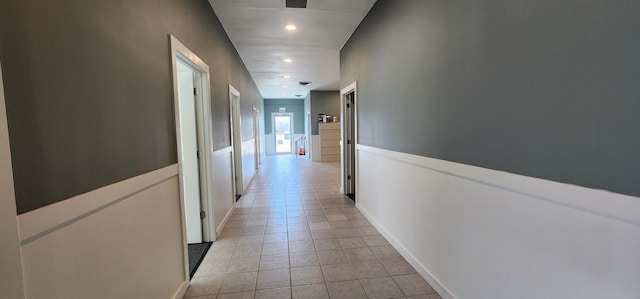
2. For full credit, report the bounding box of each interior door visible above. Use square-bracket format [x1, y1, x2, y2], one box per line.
[230, 86, 243, 200]
[177, 60, 202, 243]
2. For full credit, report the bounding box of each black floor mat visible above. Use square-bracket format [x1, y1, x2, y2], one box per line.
[347, 193, 356, 202]
[188, 242, 212, 278]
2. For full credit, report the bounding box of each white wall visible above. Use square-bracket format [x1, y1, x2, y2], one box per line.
[356, 145, 640, 299]
[0, 63, 26, 299]
[17, 166, 187, 299]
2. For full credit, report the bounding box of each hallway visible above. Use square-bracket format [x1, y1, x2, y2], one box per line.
[184, 155, 440, 299]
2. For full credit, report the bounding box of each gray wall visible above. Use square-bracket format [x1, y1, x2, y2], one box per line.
[309, 91, 340, 135]
[341, 0, 640, 196]
[0, 0, 262, 213]
[263, 99, 305, 134]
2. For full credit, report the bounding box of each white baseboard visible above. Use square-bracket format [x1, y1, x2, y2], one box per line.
[358, 204, 455, 299]
[173, 280, 189, 299]
[217, 205, 236, 236]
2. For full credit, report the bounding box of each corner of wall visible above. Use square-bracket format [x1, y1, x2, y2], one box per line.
[0, 62, 26, 299]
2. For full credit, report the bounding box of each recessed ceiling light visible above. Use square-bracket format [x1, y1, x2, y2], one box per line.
[283, 75, 290, 79]
[285, 24, 297, 31]
[283, 58, 292, 63]
[283, 85, 288, 88]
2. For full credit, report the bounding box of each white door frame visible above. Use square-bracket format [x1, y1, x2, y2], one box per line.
[340, 81, 358, 197]
[252, 105, 261, 169]
[272, 112, 294, 154]
[170, 35, 216, 279]
[229, 85, 243, 198]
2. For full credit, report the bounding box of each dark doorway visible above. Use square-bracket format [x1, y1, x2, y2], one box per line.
[344, 90, 356, 202]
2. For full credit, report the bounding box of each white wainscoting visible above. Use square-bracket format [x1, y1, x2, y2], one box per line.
[242, 138, 257, 191]
[211, 146, 235, 235]
[356, 145, 640, 299]
[17, 165, 187, 299]
[264, 134, 275, 156]
[264, 134, 305, 156]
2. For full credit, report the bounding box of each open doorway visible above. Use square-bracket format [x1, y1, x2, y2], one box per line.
[170, 35, 215, 279]
[273, 113, 293, 154]
[341, 82, 357, 202]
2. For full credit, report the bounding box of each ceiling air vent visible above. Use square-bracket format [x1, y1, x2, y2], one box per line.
[296, 94, 303, 97]
[285, 0, 307, 8]
[299, 81, 311, 86]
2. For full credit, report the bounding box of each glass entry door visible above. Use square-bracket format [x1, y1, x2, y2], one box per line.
[274, 114, 292, 153]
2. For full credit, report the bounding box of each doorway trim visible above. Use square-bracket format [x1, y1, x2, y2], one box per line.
[340, 81, 358, 198]
[229, 84, 243, 199]
[170, 35, 215, 279]
[271, 112, 294, 154]
[252, 105, 261, 169]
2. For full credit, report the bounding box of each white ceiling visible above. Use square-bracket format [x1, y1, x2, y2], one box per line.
[208, 0, 377, 99]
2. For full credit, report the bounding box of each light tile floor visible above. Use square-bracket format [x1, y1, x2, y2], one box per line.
[184, 155, 441, 299]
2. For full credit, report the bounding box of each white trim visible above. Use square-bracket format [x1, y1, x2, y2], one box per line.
[340, 81, 358, 195]
[173, 280, 189, 299]
[356, 144, 640, 225]
[252, 106, 261, 169]
[18, 164, 179, 243]
[229, 84, 243, 196]
[229, 84, 240, 97]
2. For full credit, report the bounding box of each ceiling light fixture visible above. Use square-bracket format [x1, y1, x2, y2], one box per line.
[283, 85, 288, 88]
[285, 24, 297, 31]
[283, 75, 290, 79]
[283, 58, 292, 63]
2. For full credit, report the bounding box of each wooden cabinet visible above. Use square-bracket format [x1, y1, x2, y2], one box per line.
[319, 122, 340, 162]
